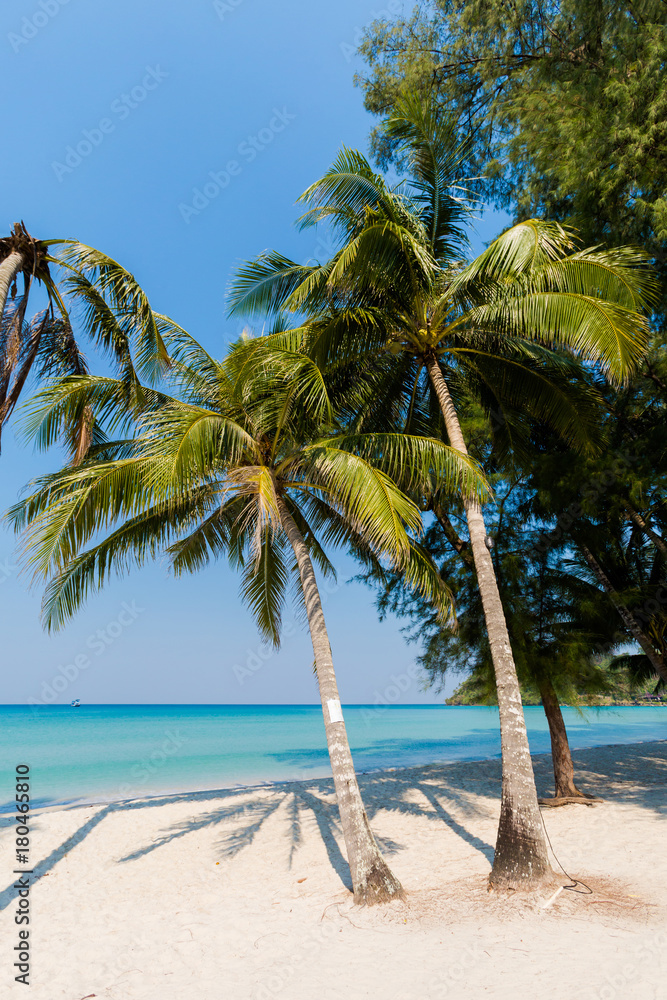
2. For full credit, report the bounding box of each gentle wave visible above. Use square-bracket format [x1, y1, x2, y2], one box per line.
[0, 703, 664, 811]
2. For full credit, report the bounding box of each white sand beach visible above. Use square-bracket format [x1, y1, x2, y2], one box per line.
[2, 740, 666, 1000]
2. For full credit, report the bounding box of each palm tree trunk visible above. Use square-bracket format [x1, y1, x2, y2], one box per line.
[538, 676, 586, 799]
[423, 352, 552, 889]
[621, 503, 667, 561]
[0, 251, 24, 324]
[579, 543, 667, 684]
[278, 497, 404, 905]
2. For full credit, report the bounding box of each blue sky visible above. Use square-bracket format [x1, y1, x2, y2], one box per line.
[0, 0, 508, 705]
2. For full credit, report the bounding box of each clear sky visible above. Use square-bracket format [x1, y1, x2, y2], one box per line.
[0, 0, 508, 705]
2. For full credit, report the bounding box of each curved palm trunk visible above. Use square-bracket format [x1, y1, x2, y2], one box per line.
[538, 676, 586, 799]
[622, 503, 667, 561]
[0, 251, 24, 324]
[278, 498, 404, 905]
[580, 543, 667, 684]
[424, 352, 552, 889]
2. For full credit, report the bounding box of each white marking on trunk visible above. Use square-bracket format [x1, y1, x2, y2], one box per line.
[327, 698, 344, 724]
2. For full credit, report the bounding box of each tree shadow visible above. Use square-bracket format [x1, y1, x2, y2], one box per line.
[0, 740, 663, 910]
[0, 803, 117, 912]
[113, 781, 358, 890]
[108, 766, 496, 886]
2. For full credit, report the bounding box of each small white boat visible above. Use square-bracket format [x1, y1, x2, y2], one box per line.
[71, 699, 81, 708]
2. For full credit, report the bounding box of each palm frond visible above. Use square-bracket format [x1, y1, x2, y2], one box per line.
[63, 271, 139, 384]
[296, 147, 399, 234]
[448, 346, 603, 456]
[608, 652, 664, 690]
[292, 444, 422, 563]
[168, 500, 239, 576]
[381, 92, 472, 262]
[9, 454, 176, 578]
[18, 375, 169, 453]
[318, 220, 436, 302]
[228, 252, 319, 317]
[450, 220, 578, 297]
[467, 292, 650, 384]
[239, 529, 289, 646]
[310, 433, 489, 501]
[40, 485, 219, 630]
[56, 241, 170, 381]
[535, 247, 658, 312]
[400, 539, 455, 624]
[145, 401, 258, 481]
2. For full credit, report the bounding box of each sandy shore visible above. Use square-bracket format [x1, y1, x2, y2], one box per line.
[1, 740, 665, 1000]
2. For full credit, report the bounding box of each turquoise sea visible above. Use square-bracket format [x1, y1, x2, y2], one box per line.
[0, 704, 664, 812]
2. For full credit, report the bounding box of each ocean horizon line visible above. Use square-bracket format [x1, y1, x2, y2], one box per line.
[0, 701, 453, 708]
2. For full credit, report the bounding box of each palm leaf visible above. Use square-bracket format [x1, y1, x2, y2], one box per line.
[40, 484, 220, 630]
[467, 292, 650, 384]
[239, 529, 290, 646]
[56, 241, 170, 381]
[228, 252, 320, 317]
[381, 92, 472, 262]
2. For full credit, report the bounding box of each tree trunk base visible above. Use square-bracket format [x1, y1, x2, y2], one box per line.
[552, 778, 592, 799]
[353, 858, 405, 906]
[487, 868, 558, 893]
[538, 795, 603, 807]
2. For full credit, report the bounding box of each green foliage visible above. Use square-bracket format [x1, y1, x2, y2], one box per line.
[230, 94, 654, 464]
[1, 234, 175, 460]
[56, 242, 170, 382]
[9, 331, 481, 637]
[446, 659, 666, 705]
[526, 359, 667, 682]
[361, 465, 624, 704]
[357, 0, 667, 286]
[356, 346, 667, 705]
[226, 94, 663, 707]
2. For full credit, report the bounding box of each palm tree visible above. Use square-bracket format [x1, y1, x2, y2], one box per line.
[9, 328, 485, 904]
[0, 229, 170, 454]
[0, 222, 70, 444]
[228, 95, 656, 888]
[0, 223, 53, 324]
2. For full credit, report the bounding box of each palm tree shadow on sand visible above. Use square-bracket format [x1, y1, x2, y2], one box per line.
[0, 767, 496, 911]
[114, 764, 497, 889]
[0, 741, 663, 911]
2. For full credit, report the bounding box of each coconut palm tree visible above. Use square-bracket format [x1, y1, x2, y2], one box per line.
[0, 222, 70, 444]
[0, 223, 55, 326]
[228, 95, 656, 888]
[0, 228, 170, 454]
[9, 328, 485, 904]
